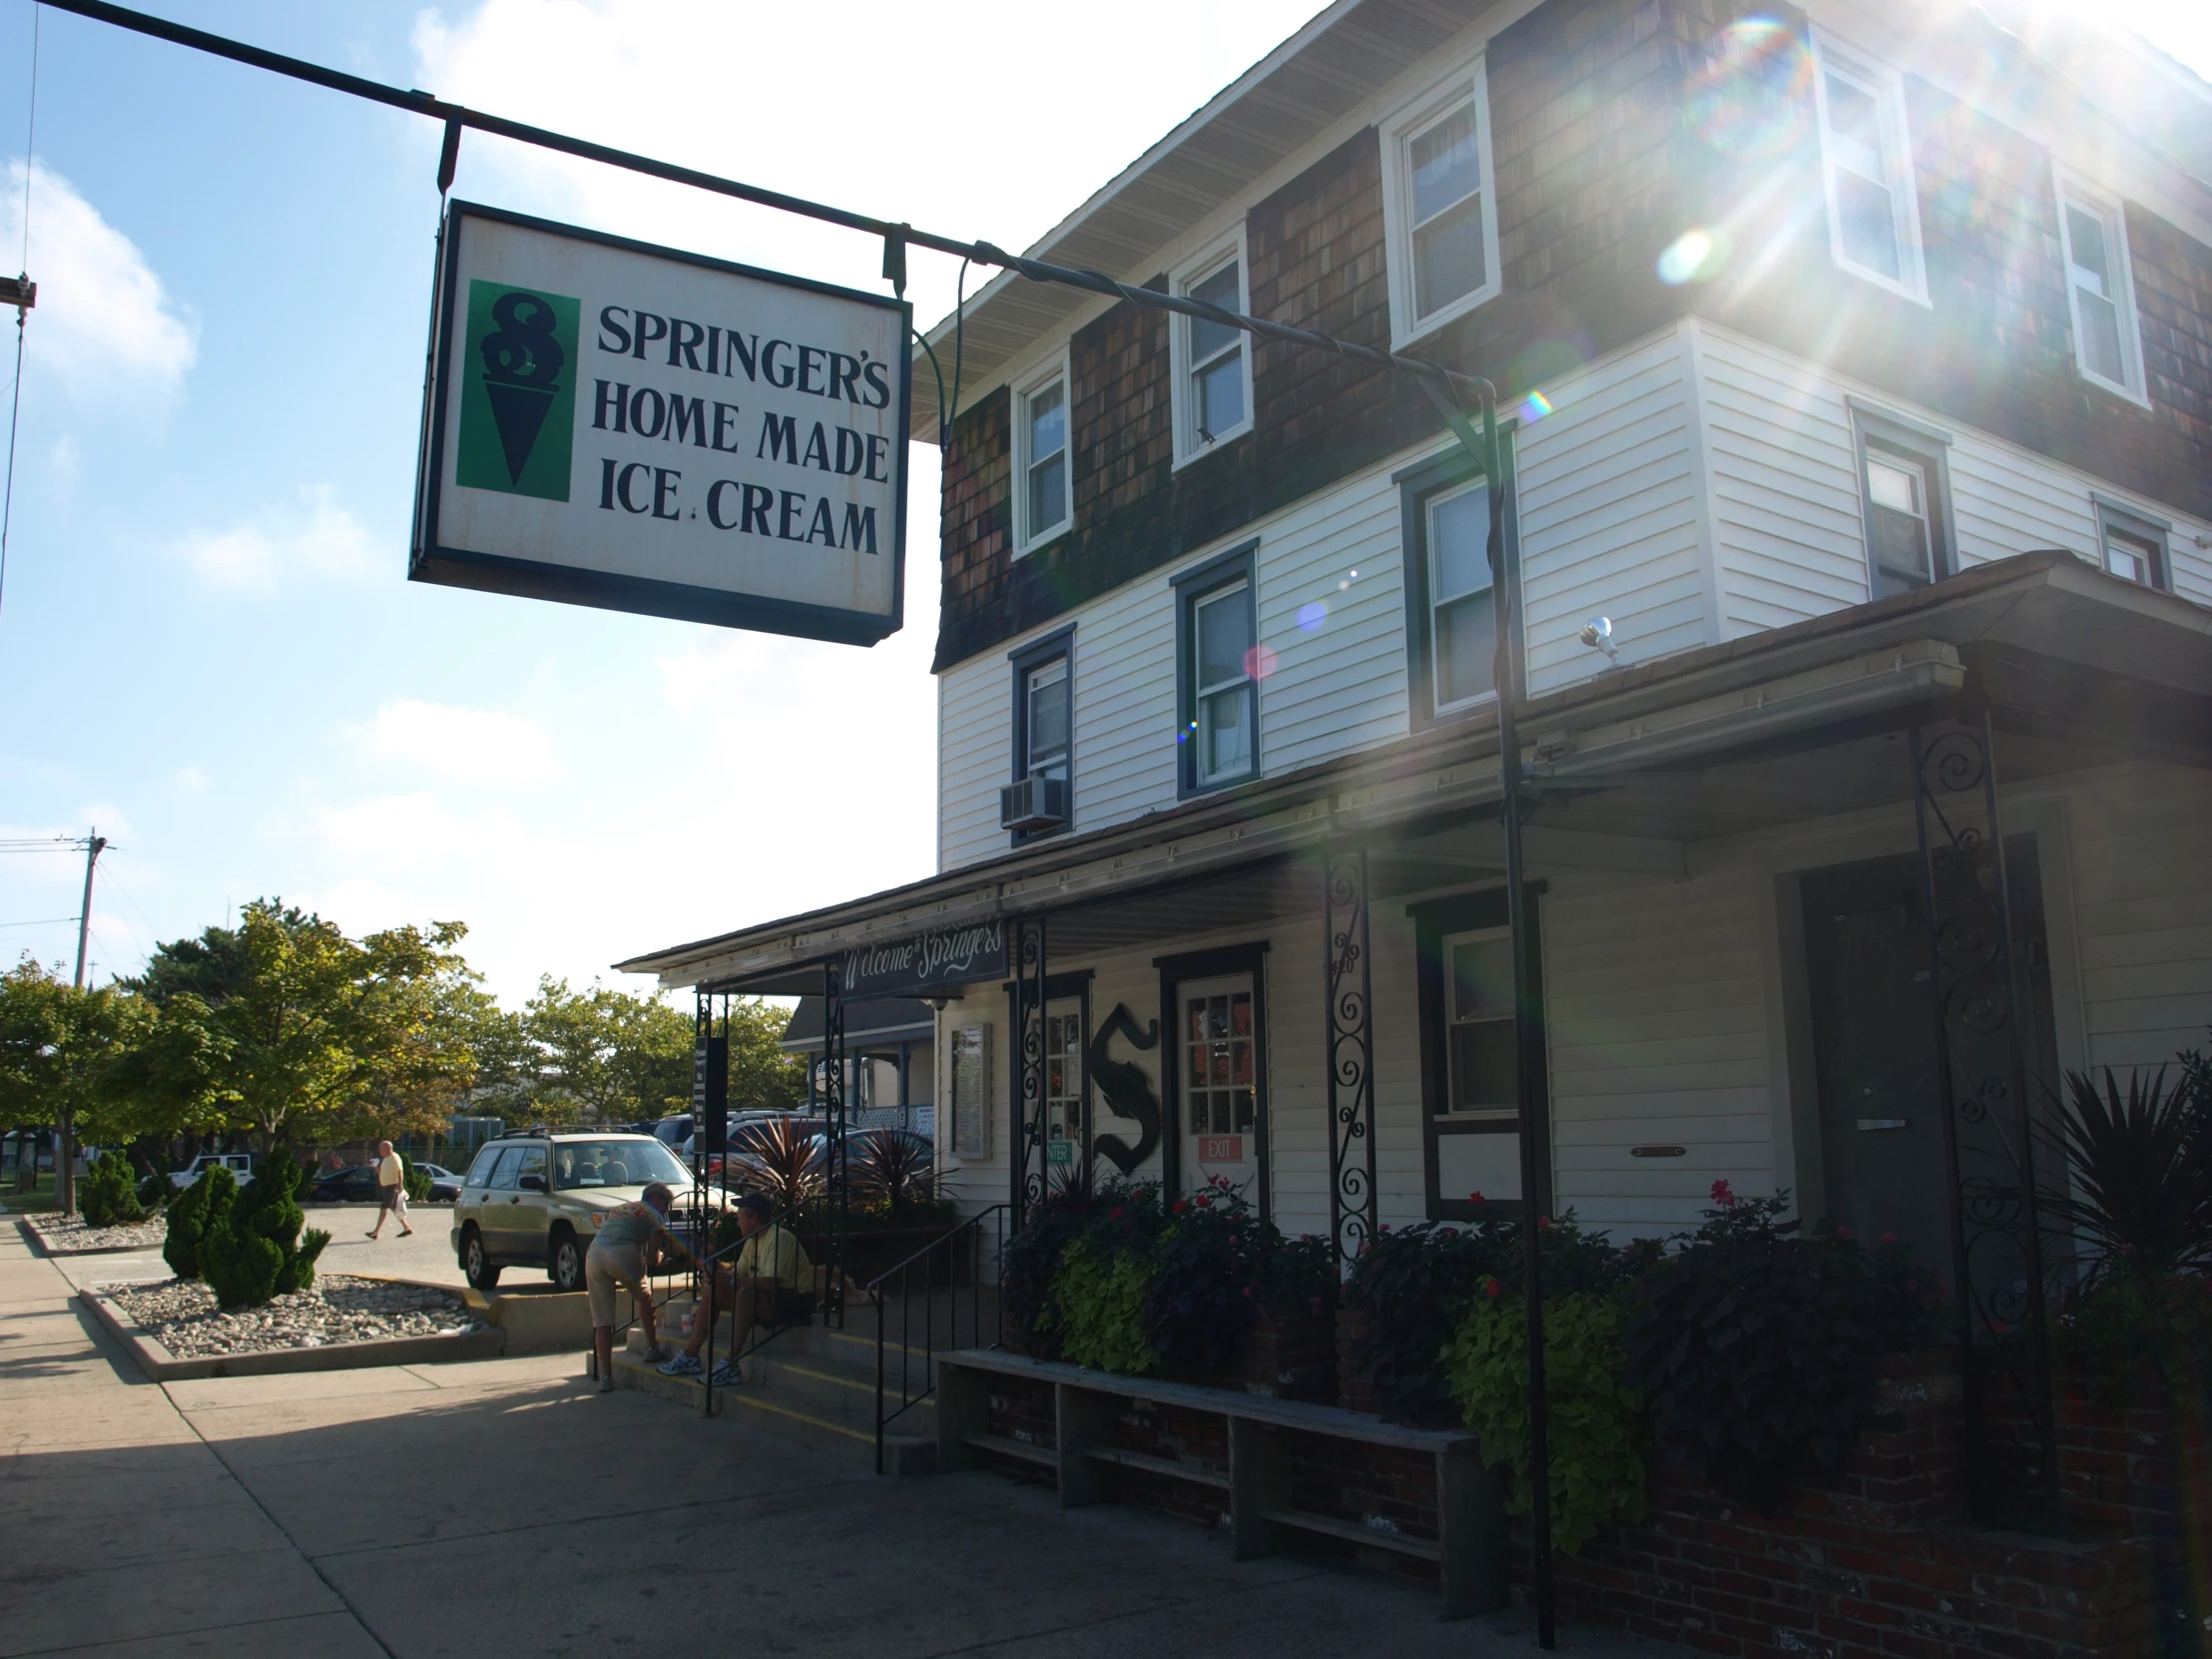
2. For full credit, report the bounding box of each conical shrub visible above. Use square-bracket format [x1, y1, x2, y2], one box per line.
[79, 1152, 144, 1228]
[202, 1155, 328, 1308]
[163, 1163, 235, 1281]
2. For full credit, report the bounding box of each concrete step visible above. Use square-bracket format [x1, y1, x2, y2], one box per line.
[611, 1324, 938, 1475]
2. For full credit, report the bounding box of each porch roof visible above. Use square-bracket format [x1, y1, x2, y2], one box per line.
[617, 552, 2212, 993]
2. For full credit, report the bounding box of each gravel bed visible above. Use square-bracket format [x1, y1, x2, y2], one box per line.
[102, 1274, 478, 1358]
[23, 1213, 171, 1254]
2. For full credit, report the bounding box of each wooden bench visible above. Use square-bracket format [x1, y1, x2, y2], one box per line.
[935, 1349, 1508, 1618]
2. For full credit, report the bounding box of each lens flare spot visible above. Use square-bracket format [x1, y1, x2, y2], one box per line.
[1245, 643, 1279, 681]
[1657, 228, 1731, 285]
[1515, 390, 1555, 423]
[1297, 600, 1328, 632]
[1685, 16, 1813, 160]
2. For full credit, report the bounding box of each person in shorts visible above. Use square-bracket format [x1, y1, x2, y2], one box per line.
[659, 1192, 814, 1386]
[366, 1141, 412, 1239]
[586, 1181, 697, 1391]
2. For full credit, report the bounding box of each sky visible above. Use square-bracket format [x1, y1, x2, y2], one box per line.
[0, 0, 2205, 1006]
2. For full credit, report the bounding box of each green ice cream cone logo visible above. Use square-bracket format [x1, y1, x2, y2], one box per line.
[456, 280, 580, 501]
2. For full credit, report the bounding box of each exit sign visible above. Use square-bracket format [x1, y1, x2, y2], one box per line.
[1198, 1135, 1243, 1164]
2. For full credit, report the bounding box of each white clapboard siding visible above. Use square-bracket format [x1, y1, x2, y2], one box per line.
[1368, 902, 1432, 1230]
[1541, 871, 1780, 1241]
[1519, 332, 1708, 696]
[2061, 765, 2212, 1074]
[1694, 320, 2212, 630]
[937, 655, 1012, 872]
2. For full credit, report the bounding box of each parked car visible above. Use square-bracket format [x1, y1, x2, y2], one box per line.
[651, 1115, 697, 1160]
[450, 1131, 702, 1293]
[420, 1163, 464, 1203]
[171, 1153, 254, 1191]
[307, 1164, 380, 1203]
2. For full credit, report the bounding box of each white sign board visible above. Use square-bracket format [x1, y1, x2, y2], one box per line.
[411, 202, 909, 644]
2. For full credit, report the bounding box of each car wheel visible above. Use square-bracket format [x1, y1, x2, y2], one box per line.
[462, 1227, 501, 1291]
[550, 1230, 587, 1293]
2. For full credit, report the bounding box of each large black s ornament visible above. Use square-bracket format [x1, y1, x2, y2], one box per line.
[1088, 1004, 1161, 1176]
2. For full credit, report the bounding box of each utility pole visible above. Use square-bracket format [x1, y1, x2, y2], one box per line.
[58, 830, 106, 1215]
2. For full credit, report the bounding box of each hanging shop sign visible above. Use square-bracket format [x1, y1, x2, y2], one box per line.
[411, 202, 909, 645]
[840, 918, 1006, 998]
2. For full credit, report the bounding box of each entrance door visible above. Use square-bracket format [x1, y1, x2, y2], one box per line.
[1179, 974, 1263, 1203]
[1043, 1000, 1085, 1179]
[1800, 843, 2057, 1278]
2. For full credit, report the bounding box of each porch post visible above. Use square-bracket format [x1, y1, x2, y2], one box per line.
[1908, 708, 2058, 1527]
[822, 960, 847, 1330]
[1324, 846, 1379, 1262]
[1009, 917, 1048, 1229]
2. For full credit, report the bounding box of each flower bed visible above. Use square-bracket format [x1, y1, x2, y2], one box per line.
[22, 1212, 168, 1255]
[103, 1274, 476, 1358]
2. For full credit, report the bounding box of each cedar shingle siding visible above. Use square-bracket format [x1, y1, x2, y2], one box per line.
[931, 0, 2212, 672]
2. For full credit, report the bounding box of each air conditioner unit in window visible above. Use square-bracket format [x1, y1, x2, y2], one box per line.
[999, 775, 1069, 831]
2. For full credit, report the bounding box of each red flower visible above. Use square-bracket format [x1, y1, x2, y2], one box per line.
[1172, 1201, 1189, 1214]
[1483, 1277, 1503, 1299]
[1536, 1216, 1552, 1231]
[1836, 1225, 1851, 1240]
[1882, 1232, 1898, 1245]
[1109, 1207, 1124, 1220]
[1195, 1195, 1212, 1209]
[1468, 1190, 1485, 1204]
[1710, 1179, 1736, 1207]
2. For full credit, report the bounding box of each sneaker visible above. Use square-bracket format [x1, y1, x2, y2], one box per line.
[710, 1362, 742, 1386]
[658, 1354, 702, 1378]
[641, 1345, 671, 1365]
[597, 1377, 615, 1394]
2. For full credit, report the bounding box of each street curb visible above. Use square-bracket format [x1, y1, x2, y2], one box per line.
[13, 1214, 168, 1258]
[79, 1286, 508, 1382]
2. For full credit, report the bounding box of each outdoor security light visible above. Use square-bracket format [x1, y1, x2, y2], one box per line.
[1578, 616, 1621, 664]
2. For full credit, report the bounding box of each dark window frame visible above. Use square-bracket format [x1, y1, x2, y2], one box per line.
[2090, 496, 2173, 592]
[1007, 624, 1077, 843]
[1172, 540, 1261, 799]
[1850, 404, 1956, 600]
[1154, 941, 1270, 1221]
[1396, 434, 1520, 733]
[1410, 884, 1548, 1223]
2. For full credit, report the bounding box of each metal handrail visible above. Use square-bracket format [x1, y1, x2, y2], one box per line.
[866, 1204, 1008, 1475]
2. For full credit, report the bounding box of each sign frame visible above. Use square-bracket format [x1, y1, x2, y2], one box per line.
[411, 200, 910, 646]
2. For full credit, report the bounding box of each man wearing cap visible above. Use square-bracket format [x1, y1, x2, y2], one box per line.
[659, 1192, 814, 1386]
[587, 1182, 698, 1392]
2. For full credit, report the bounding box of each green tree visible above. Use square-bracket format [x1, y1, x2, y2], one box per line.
[522, 977, 695, 1124]
[132, 900, 478, 1152]
[0, 958, 144, 1214]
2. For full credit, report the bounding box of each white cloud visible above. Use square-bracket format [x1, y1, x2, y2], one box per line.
[176, 766, 208, 793]
[2, 159, 197, 408]
[174, 484, 376, 590]
[315, 792, 477, 860]
[347, 699, 560, 785]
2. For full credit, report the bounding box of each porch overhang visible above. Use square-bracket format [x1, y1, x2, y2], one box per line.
[618, 552, 2212, 993]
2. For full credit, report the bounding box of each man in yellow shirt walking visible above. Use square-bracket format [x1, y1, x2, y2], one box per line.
[659, 1191, 814, 1385]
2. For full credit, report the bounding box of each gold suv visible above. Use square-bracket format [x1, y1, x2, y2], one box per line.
[450, 1132, 701, 1292]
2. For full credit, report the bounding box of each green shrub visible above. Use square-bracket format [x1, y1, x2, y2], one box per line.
[1000, 1178, 1151, 1356]
[1625, 1184, 1936, 1511]
[1046, 1238, 1160, 1375]
[200, 1157, 328, 1308]
[163, 1164, 233, 1280]
[1443, 1288, 1647, 1553]
[403, 1158, 432, 1204]
[2057, 1270, 2212, 1406]
[136, 1172, 169, 1213]
[79, 1152, 145, 1228]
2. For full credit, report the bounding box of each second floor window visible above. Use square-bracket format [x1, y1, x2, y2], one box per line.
[1383, 57, 1502, 345]
[1024, 657, 1070, 786]
[1813, 34, 1928, 302]
[1003, 629, 1075, 838]
[1174, 241, 1253, 462]
[1854, 410, 1954, 601]
[2054, 173, 2148, 404]
[1428, 481, 1496, 711]
[2095, 502, 2169, 591]
[1174, 547, 1260, 794]
[1015, 359, 1072, 553]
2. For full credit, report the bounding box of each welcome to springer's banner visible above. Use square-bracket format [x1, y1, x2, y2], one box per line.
[411, 202, 910, 645]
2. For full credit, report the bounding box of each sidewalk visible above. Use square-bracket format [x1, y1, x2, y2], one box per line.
[2, 1218, 1686, 1658]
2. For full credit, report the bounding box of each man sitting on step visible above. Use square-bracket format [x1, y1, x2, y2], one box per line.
[660, 1191, 814, 1386]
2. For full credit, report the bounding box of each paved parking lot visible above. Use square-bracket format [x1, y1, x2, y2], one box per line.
[4, 1216, 1684, 1659]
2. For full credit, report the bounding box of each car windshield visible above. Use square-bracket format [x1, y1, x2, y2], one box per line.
[552, 1139, 690, 1190]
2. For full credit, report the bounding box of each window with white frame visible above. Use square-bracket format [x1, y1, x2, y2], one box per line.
[1022, 656, 1070, 788]
[2054, 173, 2148, 402]
[1174, 548, 1260, 794]
[1014, 357, 1072, 553]
[1382, 58, 1502, 345]
[2094, 501, 2170, 591]
[1427, 480, 1497, 712]
[1172, 241, 1253, 462]
[1812, 34, 1928, 301]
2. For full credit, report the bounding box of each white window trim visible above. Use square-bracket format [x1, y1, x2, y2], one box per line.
[1381, 52, 1504, 349]
[1440, 923, 1517, 1122]
[1810, 31, 1931, 306]
[2051, 164, 2152, 410]
[1192, 579, 1258, 786]
[1426, 477, 1499, 718]
[1011, 348, 1075, 557]
[1169, 229, 1255, 468]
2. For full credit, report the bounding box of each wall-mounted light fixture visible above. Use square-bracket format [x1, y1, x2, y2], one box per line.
[1578, 616, 1621, 665]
